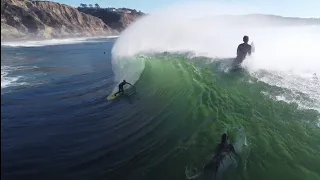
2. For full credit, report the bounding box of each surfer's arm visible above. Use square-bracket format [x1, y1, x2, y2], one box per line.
[229, 144, 237, 155]
[127, 83, 133, 86]
[248, 45, 252, 56]
[236, 45, 241, 56]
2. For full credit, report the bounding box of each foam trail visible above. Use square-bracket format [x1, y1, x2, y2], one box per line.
[1, 66, 25, 89]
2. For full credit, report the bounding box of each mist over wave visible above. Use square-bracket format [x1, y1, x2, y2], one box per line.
[112, 2, 320, 81]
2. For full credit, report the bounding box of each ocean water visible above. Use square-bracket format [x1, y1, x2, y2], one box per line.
[2, 4, 320, 180]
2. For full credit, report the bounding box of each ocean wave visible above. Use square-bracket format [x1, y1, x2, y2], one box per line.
[128, 54, 319, 179]
[2, 42, 320, 180]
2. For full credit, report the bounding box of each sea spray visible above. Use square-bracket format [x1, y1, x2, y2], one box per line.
[112, 2, 320, 111]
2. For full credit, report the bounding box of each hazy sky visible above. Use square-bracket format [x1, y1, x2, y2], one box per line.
[53, 0, 320, 18]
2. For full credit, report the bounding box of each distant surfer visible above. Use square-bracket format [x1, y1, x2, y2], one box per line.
[114, 80, 133, 97]
[204, 133, 238, 179]
[233, 35, 254, 67]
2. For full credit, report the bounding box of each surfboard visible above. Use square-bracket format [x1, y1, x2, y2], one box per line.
[107, 93, 118, 100]
[106, 84, 136, 100]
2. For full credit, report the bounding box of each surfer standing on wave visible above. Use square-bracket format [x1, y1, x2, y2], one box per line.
[233, 35, 254, 67]
[204, 133, 237, 179]
[114, 80, 133, 97]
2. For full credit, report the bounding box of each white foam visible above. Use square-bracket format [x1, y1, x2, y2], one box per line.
[1, 66, 21, 88]
[1, 65, 31, 89]
[256, 71, 320, 111]
[1, 36, 119, 47]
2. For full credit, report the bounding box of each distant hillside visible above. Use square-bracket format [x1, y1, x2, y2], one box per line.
[241, 14, 319, 26]
[207, 14, 320, 27]
[78, 6, 144, 31]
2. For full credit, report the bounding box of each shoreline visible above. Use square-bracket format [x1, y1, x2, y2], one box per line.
[1, 35, 119, 46]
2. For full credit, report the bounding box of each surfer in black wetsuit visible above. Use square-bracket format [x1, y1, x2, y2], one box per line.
[204, 133, 237, 179]
[233, 35, 253, 66]
[114, 80, 133, 97]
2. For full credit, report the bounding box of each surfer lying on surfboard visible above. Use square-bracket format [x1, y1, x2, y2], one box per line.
[114, 80, 133, 97]
[204, 133, 238, 179]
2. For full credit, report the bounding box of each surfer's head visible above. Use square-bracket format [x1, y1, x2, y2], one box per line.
[221, 133, 228, 143]
[123, 80, 126, 83]
[243, 35, 249, 43]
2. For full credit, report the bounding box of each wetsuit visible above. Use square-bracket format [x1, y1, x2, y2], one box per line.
[114, 81, 132, 96]
[235, 43, 252, 64]
[213, 143, 236, 162]
[204, 142, 236, 179]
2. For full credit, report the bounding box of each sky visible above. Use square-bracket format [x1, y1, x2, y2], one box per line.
[53, 0, 320, 18]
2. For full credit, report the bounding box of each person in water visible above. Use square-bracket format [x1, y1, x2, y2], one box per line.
[114, 80, 133, 96]
[234, 35, 253, 65]
[204, 133, 237, 178]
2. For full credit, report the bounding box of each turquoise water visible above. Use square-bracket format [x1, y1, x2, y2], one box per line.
[129, 54, 320, 180]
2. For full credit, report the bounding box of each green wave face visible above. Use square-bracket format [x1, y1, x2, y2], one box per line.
[131, 53, 320, 180]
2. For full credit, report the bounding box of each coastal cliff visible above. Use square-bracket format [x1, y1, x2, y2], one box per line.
[78, 7, 144, 31]
[1, 0, 142, 40]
